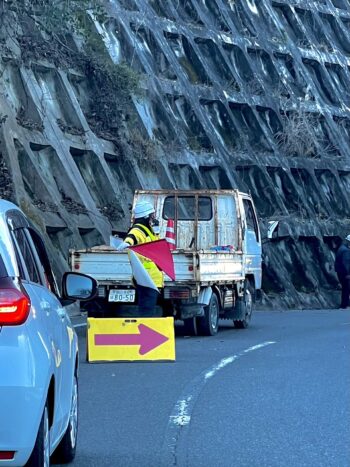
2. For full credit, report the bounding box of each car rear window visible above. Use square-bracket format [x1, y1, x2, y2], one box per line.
[0, 253, 7, 278]
[12, 229, 41, 284]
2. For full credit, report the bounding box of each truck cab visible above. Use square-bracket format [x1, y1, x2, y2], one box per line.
[133, 189, 261, 278]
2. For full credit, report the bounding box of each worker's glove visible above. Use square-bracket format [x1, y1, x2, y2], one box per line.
[152, 219, 160, 235]
[116, 241, 130, 251]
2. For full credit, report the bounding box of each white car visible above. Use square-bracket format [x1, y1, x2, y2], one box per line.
[0, 200, 97, 466]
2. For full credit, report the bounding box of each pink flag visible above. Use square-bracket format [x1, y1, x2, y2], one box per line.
[129, 239, 176, 281]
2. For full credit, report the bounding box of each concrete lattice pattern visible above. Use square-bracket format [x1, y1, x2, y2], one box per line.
[1, 0, 350, 308]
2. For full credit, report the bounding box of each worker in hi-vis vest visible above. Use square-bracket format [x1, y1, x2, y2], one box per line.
[117, 201, 163, 316]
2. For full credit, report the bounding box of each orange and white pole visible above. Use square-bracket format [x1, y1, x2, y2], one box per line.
[165, 219, 176, 250]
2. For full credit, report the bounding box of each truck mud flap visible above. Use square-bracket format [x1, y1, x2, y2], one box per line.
[179, 304, 204, 320]
[223, 301, 245, 321]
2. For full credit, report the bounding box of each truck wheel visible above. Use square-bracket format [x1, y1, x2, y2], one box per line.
[234, 280, 254, 329]
[183, 317, 198, 336]
[197, 293, 219, 336]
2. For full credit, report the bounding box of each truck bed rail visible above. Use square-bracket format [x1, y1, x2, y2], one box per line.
[70, 249, 244, 285]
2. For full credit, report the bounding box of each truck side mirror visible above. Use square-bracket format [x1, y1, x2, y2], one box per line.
[62, 272, 98, 301]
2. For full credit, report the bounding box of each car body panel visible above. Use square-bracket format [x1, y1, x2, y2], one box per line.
[0, 318, 52, 465]
[0, 201, 79, 465]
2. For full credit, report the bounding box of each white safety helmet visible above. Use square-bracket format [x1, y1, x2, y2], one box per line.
[133, 200, 155, 219]
[345, 234, 350, 242]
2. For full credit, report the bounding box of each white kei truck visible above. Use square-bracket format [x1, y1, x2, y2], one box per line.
[69, 190, 262, 336]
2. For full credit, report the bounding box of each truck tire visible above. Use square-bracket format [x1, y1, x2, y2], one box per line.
[183, 317, 198, 336]
[234, 280, 254, 329]
[197, 293, 219, 336]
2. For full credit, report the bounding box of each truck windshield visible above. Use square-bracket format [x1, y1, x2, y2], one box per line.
[163, 196, 212, 221]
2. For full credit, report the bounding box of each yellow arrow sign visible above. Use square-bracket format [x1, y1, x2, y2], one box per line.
[87, 317, 175, 362]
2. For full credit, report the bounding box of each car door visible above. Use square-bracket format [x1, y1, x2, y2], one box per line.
[241, 197, 262, 289]
[8, 215, 65, 442]
[26, 227, 76, 439]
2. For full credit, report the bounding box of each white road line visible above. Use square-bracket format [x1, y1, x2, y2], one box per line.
[205, 356, 238, 380]
[169, 396, 193, 426]
[170, 341, 275, 427]
[244, 341, 276, 352]
[161, 340, 276, 465]
[203, 341, 276, 382]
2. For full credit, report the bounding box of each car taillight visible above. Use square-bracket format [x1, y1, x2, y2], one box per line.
[0, 451, 15, 460]
[0, 288, 30, 325]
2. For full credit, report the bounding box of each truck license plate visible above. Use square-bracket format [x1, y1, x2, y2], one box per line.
[108, 289, 135, 302]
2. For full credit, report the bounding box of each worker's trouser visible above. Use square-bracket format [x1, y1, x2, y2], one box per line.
[137, 285, 161, 316]
[338, 273, 350, 308]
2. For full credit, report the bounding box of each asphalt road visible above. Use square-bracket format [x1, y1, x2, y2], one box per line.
[62, 310, 350, 467]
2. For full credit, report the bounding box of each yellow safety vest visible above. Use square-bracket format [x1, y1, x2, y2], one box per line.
[124, 223, 164, 288]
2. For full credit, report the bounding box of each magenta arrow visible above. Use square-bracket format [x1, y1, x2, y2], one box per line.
[94, 324, 169, 355]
